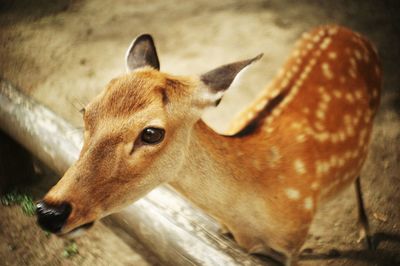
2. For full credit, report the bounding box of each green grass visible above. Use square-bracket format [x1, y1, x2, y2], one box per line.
[62, 241, 79, 258]
[0, 189, 36, 216]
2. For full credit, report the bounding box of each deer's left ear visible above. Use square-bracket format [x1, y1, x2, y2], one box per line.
[126, 34, 160, 72]
[200, 54, 263, 96]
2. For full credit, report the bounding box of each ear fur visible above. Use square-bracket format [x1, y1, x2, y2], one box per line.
[125, 34, 160, 72]
[200, 53, 263, 92]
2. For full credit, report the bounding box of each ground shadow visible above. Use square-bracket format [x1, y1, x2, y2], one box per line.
[374, 232, 400, 248]
[299, 232, 400, 265]
[0, 0, 73, 26]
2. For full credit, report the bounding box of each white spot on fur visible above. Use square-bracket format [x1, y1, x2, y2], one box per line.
[315, 122, 325, 131]
[345, 93, 355, 103]
[291, 122, 303, 129]
[281, 78, 289, 88]
[313, 34, 321, 43]
[355, 90, 363, 100]
[316, 132, 329, 142]
[285, 188, 301, 200]
[294, 159, 307, 175]
[333, 90, 342, 98]
[346, 125, 355, 136]
[272, 108, 282, 117]
[311, 182, 319, 190]
[316, 110, 325, 120]
[255, 100, 266, 111]
[328, 27, 338, 35]
[270, 89, 280, 98]
[318, 86, 325, 93]
[328, 52, 337, 59]
[349, 68, 357, 78]
[277, 68, 285, 78]
[268, 146, 281, 168]
[296, 134, 306, 143]
[318, 101, 328, 111]
[322, 93, 331, 102]
[265, 127, 274, 134]
[320, 37, 332, 50]
[304, 197, 314, 210]
[322, 63, 333, 79]
[303, 107, 310, 114]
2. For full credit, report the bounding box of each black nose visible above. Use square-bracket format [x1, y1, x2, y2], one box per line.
[36, 200, 72, 233]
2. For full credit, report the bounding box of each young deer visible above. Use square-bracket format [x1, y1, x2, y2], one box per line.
[36, 25, 381, 265]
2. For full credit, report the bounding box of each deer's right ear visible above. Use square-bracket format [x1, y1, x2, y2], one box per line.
[125, 34, 160, 72]
[198, 54, 263, 106]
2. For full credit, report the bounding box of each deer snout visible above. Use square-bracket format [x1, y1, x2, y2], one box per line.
[36, 200, 72, 233]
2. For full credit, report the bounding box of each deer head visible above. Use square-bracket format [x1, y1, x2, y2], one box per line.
[36, 34, 262, 236]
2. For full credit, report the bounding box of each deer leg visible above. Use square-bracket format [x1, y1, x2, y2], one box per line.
[216, 220, 231, 235]
[232, 233, 287, 265]
[219, 224, 230, 235]
[249, 244, 289, 265]
[354, 176, 375, 250]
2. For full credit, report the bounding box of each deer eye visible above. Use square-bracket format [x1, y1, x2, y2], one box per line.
[141, 127, 165, 144]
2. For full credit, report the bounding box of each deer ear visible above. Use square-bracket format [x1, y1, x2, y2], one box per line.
[125, 34, 160, 72]
[200, 53, 263, 93]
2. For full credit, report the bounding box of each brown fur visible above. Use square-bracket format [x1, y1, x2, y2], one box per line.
[42, 25, 381, 265]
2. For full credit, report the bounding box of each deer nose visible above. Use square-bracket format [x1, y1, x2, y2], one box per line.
[36, 200, 72, 233]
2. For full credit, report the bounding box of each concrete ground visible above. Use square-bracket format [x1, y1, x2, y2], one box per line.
[0, 0, 399, 265]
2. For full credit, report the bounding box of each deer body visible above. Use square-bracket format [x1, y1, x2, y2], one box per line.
[37, 26, 381, 265]
[174, 25, 380, 262]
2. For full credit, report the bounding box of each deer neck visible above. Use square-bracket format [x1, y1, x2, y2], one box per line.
[169, 119, 262, 218]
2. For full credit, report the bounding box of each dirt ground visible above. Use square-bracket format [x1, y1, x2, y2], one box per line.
[0, 0, 399, 265]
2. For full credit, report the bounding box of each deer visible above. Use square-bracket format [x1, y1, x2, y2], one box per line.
[36, 25, 381, 265]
